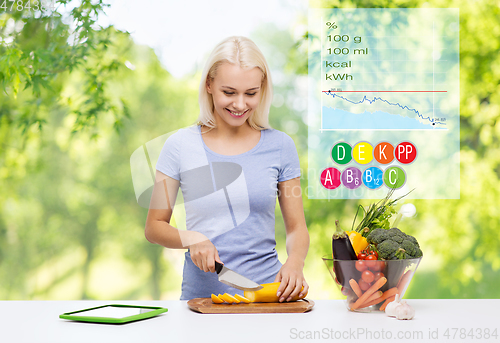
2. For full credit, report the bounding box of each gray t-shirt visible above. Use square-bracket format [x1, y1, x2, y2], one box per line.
[156, 125, 301, 299]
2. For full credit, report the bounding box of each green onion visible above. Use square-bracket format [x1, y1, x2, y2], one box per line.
[352, 188, 413, 237]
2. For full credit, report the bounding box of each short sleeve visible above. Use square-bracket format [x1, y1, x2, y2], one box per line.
[278, 133, 301, 182]
[156, 131, 182, 180]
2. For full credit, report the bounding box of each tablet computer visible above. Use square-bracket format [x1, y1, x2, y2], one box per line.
[60, 304, 168, 324]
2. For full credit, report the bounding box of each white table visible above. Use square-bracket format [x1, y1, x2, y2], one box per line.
[0, 300, 498, 343]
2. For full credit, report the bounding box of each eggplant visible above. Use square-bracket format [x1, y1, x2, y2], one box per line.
[332, 220, 358, 287]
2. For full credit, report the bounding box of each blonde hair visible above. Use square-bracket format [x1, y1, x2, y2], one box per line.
[197, 36, 273, 130]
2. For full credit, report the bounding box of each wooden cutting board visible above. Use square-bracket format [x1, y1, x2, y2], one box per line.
[187, 298, 315, 314]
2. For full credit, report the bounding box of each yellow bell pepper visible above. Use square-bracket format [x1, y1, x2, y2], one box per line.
[212, 283, 308, 304]
[244, 282, 307, 303]
[219, 293, 240, 303]
[347, 230, 368, 255]
[211, 293, 224, 304]
[234, 294, 251, 303]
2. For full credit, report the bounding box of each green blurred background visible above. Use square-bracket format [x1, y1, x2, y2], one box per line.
[1, 0, 499, 300]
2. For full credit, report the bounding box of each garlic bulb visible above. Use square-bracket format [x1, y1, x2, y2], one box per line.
[395, 301, 415, 320]
[385, 294, 415, 320]
[385, 294, 401, 317]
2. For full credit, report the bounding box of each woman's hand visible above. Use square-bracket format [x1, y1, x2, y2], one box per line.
[189, 238, 222, 273]
[274, 258, 309, 302]
[275, 177, 310, 302]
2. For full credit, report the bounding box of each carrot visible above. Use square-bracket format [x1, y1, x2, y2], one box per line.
[397, 271, 413, 294]
[380, 287, 399, 302]
[379, 295, 397, 311]
[350, 277, 387, 310]
[349, 279, 363, 298]
[357, 291, 383, 309]
[363, 288, 399, 310]
[359, 297, 384, 309]
[359, 287, 399, 309]
[365, 290, 383, 303]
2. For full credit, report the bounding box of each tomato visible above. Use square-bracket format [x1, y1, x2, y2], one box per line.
[365, 254, 377, 269]
[355, 260, 368, 272]
[361, 270, 375, 283]
[359, 247, 379, 260]
[341, 286, 350, 296]
[361, 246, 379, 259]
[358, 279, 371, 291]
[368, 251, 378, 257]
[373, 272, 384, 282]
[370, 260, 385, 272]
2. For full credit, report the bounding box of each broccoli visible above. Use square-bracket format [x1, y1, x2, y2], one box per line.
[405, 235, 420, 248]
[401, 239, 423, 258]
[365, 228, 389, 244]
[367, 228, 422, 260]
[377, 240, 400, 259]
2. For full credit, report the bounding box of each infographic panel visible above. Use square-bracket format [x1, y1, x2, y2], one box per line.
[308, 8, 459, 199]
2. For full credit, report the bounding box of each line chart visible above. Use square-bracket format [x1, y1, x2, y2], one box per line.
[321, 91, 448, 130]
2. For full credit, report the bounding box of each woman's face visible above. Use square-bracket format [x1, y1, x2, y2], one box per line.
[207, 62, 263, 129]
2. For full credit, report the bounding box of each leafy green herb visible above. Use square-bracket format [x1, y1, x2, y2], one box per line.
[352, 188, 413, 237]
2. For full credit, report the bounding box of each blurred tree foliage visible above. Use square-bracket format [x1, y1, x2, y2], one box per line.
[0, 1, 197, 299]
[1, 0, 499, 300]
[0, 0, 129, 140]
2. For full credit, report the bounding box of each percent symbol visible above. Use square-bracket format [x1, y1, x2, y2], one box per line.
[326, 22, 337, 29]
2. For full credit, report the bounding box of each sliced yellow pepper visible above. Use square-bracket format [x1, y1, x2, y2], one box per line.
[219, 293, 240, 303]
[211, 293, 224, 304]
[234, 294, 251, 303]
[347, 230, 368, 255]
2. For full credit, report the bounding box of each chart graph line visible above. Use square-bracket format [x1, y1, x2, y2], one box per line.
[322, 91, 447, 93]
[323, 91, 446, 127]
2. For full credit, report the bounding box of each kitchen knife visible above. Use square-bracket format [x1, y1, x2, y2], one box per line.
[214, 261, 263, 291]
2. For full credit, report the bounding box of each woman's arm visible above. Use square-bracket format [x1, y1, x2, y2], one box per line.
[145, 170, 221, 272]
[274, 177, 310, 302]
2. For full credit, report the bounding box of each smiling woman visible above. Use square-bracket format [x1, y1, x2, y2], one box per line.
[202, 63, 264, 155]
[198, 36, 273, 131]
[206, 63, 263, 131]
[145, 36, 310, 302]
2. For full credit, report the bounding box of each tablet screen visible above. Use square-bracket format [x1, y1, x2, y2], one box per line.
[69, 305, 157, 319]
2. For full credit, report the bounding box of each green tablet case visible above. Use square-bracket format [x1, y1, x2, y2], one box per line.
[60, 304, 168, 324]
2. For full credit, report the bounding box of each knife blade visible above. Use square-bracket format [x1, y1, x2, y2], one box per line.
[214, 261, 263, 291]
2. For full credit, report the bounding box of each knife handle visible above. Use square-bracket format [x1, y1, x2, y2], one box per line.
[214, 261, 223, 274]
